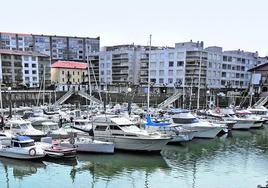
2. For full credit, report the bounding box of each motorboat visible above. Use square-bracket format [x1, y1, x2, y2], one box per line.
[247, 106, 268, 123]
[61, 136, 114, 154]
[91, 115, 170, 153]
[145, 116, 196, 142]
[71, 119, 93, 132]
[214, 108, 254, 130]
[42, 121, 69, 139]
[235, 110, 264, 128]
[0, 131, 13, 145]
[171, 110, 227, 139]
[5, 119, 47, 141]
[0, 136, 45, 159]
[37, 137, 77, 158]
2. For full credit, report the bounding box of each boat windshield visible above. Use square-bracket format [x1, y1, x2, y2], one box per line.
[20, 142, 35, 147]
[20, 124, 31, 130]
[173, 117, 199, 124]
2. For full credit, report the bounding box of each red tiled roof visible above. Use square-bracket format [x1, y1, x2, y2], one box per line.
[51, 61, 87, 69]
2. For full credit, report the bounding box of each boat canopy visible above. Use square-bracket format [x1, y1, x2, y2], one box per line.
[14, 136, 32, 141]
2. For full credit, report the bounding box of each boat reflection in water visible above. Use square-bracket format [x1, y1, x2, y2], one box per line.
[70, 153, 169, 187]
[161, 128, 268, 188]
[0, 158, 46, 188]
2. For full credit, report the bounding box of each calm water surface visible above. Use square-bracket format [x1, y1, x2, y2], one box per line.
[0, 127, 268, 188]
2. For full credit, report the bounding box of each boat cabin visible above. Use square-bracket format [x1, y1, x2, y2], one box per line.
[11, 136, 35, 148]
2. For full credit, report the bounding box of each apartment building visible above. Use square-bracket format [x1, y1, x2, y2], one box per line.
[97, 41, 267, 94]
[0, 32, 100, 62]
[98, 45, 143, 91]
[205, 47, 266, 90]
[51, 61, 89, 91]
[0, 49, 50, 88]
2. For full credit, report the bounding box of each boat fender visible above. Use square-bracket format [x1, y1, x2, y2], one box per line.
[215, 107, 221, 113]
[29, 148, 36, 156]
[70, 138, 75, 145]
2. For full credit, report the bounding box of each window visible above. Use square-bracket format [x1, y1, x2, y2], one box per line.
[228, 57, 232, 62]
[24, 63, 29, 67]
[33, 77, 37, 81]
[78, 72, 80, 75]
[73, 71, 75, 75]
[168, 78, 173, 83]
[222, 64, 227, 69]
[25, 77, 30, 81]
[62, 78, 64, 82]
[107, 70, 111, 74]
[209, 62, 212, 68]
[169, 61, 174, 67]
[110, 125, 121, 130]
[223, 56, 227, 61]
[32, 56, 36, 61]
[177, 61, 184, 67]
[101, 71, 104, 75]
[168, 70, 173, 76]
[159, 78, 164, 83]
[24, 56, 29, 61]
[32, 70, 37, 74]
[227, 64, 231, 70]
[95, 126, 107, 131]
[236, 73, 240, 78]
[24, 70, 29, 74]
[222, 72, 226, 77]
[159, 70, 164, 76]
[160, 62, 164, 67]
[62, 71, 64, 74]
[168, 53, 174, 59]
[32, 64, 36, 68]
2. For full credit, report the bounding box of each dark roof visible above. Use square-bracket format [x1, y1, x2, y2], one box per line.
[0, 49, 49, 57]
[248, 62, 268, 72]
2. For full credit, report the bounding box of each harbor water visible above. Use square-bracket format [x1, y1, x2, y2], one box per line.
[0, 128, 268, 188]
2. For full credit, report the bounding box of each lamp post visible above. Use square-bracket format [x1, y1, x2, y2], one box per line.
[127, 87, 132, 115]
[8, 87, 12, 118]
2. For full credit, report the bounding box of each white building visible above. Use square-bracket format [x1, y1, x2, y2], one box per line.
[98, 41, 266, 93]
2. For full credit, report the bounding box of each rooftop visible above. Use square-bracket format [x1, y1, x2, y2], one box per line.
[51, 61, 87, 69]
[0, 49, 49, 57]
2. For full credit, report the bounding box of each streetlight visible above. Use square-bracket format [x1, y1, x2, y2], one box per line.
[127, 87, 132, 115]
[8, 87, 12, 118]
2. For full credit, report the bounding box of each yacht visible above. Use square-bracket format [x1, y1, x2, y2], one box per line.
[42, 121, 69, 139]
[0, 136, 45, 159]
[91, 115, 170, 152]
[145, 116, 196, 142]
[247, 106, 268, 123]
[71, 119, 93, 132]
[171, 110, 226, 139]
[235, 110, 264, 128]
[5, 119, 47, 141]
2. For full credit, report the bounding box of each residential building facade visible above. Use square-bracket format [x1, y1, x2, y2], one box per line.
[0, 32, 100, 62]
[51, 61, 89, 91]
[0, 49, 50, 88]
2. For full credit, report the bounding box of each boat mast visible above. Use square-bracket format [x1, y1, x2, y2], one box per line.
[147, 34, 152, 114]
[42, 64, 46, 106]
[0, 79, 3, 117]
[197, 51, 202, 109]
[86, 45, 92, 107]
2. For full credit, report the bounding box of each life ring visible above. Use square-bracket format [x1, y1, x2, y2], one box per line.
[215, 107, 221, 113]
[29, 148, 36, 156]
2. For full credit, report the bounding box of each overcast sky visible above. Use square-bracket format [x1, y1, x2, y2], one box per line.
[1, 0, 267, 56]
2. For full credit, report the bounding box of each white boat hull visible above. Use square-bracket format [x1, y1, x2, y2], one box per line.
[61, 141, 114, 154]
[95, 136, 169, 152]
[0, 148, 45, 159]
[181, 126, 224, 139]
[232, 121, 253, 130]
